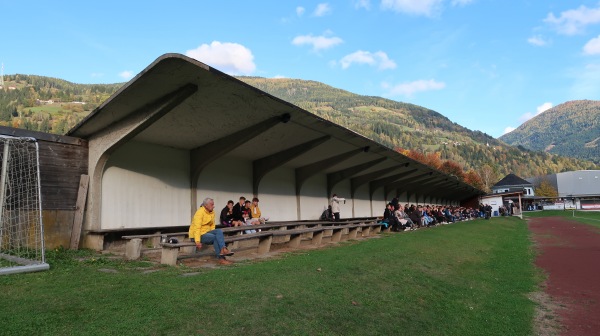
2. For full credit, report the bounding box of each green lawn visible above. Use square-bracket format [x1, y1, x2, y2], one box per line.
[0, 217, 538, 335]
[524, 210, 600, 229]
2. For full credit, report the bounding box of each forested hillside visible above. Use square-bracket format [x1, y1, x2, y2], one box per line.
[0, 74, 597, 190]
[0, 74, 121, 133]
[238, 77, 597, 181]
[500, 100, 600, 164]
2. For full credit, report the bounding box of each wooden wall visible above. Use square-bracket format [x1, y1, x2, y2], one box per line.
[0, 126, 88, 210]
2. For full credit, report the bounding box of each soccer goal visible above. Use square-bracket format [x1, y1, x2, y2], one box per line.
[0, 135, 49, 275]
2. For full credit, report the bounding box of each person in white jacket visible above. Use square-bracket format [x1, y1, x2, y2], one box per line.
[330, 194, 346, 221]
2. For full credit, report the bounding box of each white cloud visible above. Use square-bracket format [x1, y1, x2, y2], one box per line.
[296, 6, 305, 16]
[544, 4, 600, 35]
[185, 41, 256, 75]
[382, 79, 446, 97]
[518, 102, 552, 122]
[272, 75, 286, 79]
[340, 50, 397, 70]
[355, 0, 371, 9]
[527, 35, 549, 46]
[503, 126, 516, 135]
[569, 63, 600, 97]
[313, 3, 332, 17]
[451, 0, 473, 7]
[380, 0, 444, 17]
[119, 71, 134, 80]
[292, 34, 343, 51]
[583, 35, 600, 55]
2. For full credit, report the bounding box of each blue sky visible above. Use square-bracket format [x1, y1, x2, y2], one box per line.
[2, 1, 600, 138]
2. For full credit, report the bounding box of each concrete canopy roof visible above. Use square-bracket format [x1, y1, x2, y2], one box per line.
[68, 53, 483, 201]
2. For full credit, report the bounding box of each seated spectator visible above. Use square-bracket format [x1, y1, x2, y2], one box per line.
[250, 197, 269, 224]
[232, 196, 246, 223]
[423, 206, 436, 226]
[320, 205, 334, 221]
[242, 210, 258, 234]
[444, 207, 455, 223]
[189, 197, 233, 265]
[433, 206, 446, 223]
[380, 203, 394, 229]
[394, 204, 414, 231]
[220, 200, 242, 227]
[409, 205, 423, 228]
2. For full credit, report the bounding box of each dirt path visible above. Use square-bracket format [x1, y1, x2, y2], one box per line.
[528, 217, 600, 336]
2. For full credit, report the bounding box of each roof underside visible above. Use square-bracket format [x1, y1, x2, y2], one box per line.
[68, 53, 483, 201]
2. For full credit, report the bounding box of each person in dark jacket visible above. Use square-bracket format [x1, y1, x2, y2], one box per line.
[409, 205, 423, 228]
[232, 196, 246, 222]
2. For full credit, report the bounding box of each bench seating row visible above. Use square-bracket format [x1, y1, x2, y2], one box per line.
[157, 220, 384, 266]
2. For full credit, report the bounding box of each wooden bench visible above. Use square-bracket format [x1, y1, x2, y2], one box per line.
[159, 231, 274, 266]
[121, 232, 189, 260]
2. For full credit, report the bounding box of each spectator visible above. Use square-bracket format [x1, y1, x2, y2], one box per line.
[409, 205, 423, 228]
[189, 197, 234, 265]
[394, 204, 413, 231]
[220, 200, 241, 227]
[381, 203, 394, 229]
[320, 205, 334, 221]
[330, 193, 346, 221]
[485, 204, 492, 219]
[232, 196, 246, 223]
[250, 197, 269, 224]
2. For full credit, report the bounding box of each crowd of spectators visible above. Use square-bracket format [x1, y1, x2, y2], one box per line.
[219, 196, 269, 234]
[381, 197, 483, 231]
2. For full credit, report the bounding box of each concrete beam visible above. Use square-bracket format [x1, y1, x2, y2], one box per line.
[350, 163, 409, 198]
[190, 113, 291, 210]
[296, 146, 369, 196]
[327, 157, 386, 197]
[370, 169, 419, 197]
[253, 135, 330, 196]
[85, 84, 197, 234]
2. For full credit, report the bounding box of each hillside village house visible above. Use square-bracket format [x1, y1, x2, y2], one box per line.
[1, 54, 484, 250]
[480, 173, 535, 217]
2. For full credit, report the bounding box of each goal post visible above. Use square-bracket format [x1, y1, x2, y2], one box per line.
[0, 135, 49, 275]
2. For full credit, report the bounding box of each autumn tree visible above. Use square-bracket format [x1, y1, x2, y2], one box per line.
[438, 160, 466, 181]
[534, 178, 559, 197]
[478, 164, 498, 191]
[423, 152, 442, 170]
[464, 169, 485, 190]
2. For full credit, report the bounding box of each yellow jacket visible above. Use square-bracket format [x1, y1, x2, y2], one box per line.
[189, 206, 215, 242]
[250, 204, 261, 219]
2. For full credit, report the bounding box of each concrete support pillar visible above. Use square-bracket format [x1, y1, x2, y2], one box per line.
[125, 238, 142, 260]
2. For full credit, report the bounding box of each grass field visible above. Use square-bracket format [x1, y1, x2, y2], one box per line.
[524, 210, 600, 229]
[0, 217, 538, 335]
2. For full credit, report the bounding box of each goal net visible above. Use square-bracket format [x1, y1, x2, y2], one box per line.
[0, 135, 49, 275]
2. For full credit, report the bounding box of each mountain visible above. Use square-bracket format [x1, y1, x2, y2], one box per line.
[1, 74, 598, 189]
[499, 100, 600, 164]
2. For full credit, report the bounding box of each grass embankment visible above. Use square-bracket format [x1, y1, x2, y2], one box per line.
[0, 217, 537, 335]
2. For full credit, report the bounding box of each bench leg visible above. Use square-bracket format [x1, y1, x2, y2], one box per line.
[288, 234, 301, 248]
[362, 227, 371, 237]
[312, 231, 323, 246]
[347, 227, 358, 240]
[257, 235, 272, 254]
[373, 226, 381, 234]
[161, 247, 180, 266]
[331, 229, 342, 242]
[125, 238, 142, 260]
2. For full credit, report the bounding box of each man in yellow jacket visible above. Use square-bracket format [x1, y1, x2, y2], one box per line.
[189, 197, 234, 265]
